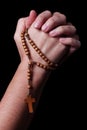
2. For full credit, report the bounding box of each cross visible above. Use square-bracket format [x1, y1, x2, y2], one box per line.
[25, 95, 36, 113]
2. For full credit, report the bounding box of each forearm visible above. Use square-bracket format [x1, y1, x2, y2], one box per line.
[0, 57, 50, 130]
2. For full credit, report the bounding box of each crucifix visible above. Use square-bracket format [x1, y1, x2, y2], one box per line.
[25, 95, 36, 113]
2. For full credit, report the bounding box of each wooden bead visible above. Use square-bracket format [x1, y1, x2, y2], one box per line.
[29, 42, 32, 45]
[35, 48, 38, 51]
[22, 43, 26, 46]
[21, 33, 24, 37]
[39, 53, 43, 57]
[27, 85, 30, 89]
[24, 48, 28, 51]
[27, 73, 31, 76]
[25, 52, 29, 55]
[25, 33, 28, 37]
[36, 49, 39, 52]
[41, 55, 45, 59]
[27, 76, 31, 80]
[27, 70, 31, 73]
[22, 39, 25, 43]
[29, 40, 32, 43]
[23, 46, 27, 49]
[21, 37, 25, 40]
[32, 45, 36, 48]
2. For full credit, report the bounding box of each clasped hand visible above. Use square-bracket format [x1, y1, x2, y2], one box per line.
[14, 10, 81, 64]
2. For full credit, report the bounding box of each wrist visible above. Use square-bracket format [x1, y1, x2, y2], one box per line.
[20, 31, 52, 92]
[21, 56, 51, 90]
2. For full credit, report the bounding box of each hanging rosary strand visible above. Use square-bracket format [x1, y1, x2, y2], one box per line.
[21, 29, 58, 113]
[21, 31, 35, 113]
[25, 30, 58, 69]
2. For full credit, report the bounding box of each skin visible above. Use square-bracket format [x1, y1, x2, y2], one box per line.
[0, 10, 81, 130]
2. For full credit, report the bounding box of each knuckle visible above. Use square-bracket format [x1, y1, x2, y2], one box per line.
[78, 40, 81, 48]
[13, 33, 17, 41]
[53, 12, 60, 16]
[17, 18, 25, 24]
[61, 14, 67, 22]
[38, 10, 52, 19]
[43, 10, 52, 15]
[69, 38, 73, 43]
[72, 26, 77, 32]
[69, 24, 77, 33]
[53, 12, 67, 23]
[59, 26, 65, 32]
[50, 17, 57, 24]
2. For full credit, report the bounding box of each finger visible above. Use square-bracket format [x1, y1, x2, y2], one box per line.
[74, 34, 79, 40]
[34, 10, 52, 29]
[15, 10, 37, 35]
[59, 37, 81, 49]
[49, 25, 76, 37]
[25, 10, 37, 28]
[41, 12, 66, 32]
[58, 35, 80, 64]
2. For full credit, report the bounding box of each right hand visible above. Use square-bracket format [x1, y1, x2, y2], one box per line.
[14, 10, 37, 61]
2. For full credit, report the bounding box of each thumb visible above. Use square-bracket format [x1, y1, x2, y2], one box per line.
[25, 10, 37, 28]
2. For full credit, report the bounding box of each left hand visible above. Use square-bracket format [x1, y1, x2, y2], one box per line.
[27, 10, 81, 64]
[33, 11, 81, 56]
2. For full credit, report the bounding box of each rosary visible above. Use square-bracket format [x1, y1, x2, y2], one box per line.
[21, 29, 58, 113]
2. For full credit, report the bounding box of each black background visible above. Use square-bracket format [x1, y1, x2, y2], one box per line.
[0, 0, 86, 129]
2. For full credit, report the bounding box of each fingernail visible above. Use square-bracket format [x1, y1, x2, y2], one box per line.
[49, 30, 56, 36]
[59, 38, 65, 42]
[42, 25, 48, 32]
[34, 22, 40, 28]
